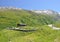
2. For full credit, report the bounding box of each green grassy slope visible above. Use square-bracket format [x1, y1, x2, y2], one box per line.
[0, 9, 56, 30]
[0, 9, 60, 42]
[0, 25, 60, 42]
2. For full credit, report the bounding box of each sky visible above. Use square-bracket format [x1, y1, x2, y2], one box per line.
[0, 0, 60, 12]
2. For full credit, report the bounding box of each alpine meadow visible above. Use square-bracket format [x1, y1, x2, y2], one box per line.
[0, 7, 60, 42]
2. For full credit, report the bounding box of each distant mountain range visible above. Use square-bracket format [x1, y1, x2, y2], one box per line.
[31, 10, 58, 14]
[0, 7, 59, 14]
[0, 7, 22, 10]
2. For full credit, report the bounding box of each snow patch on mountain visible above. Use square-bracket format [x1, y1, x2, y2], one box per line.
[0, 7, 22, 10]
[31, 10, 58, 14]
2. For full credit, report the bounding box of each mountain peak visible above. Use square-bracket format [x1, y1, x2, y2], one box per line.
[31, 9, 58, 14]
[0, 7, 22, 10]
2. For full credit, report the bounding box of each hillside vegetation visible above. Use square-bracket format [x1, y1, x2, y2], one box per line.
[0, 9, 57, 29]
[0, 8, 60, 42]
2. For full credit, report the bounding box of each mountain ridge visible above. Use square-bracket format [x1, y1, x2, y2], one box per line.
[0, 7, 59, 15]
[31, 9, 59, 15]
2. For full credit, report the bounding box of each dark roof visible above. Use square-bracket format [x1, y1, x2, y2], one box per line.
[17, 24, 27, 26]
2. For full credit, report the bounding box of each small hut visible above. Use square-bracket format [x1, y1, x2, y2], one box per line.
[8, 24, 37, 32]
[17, 23, 27, 27]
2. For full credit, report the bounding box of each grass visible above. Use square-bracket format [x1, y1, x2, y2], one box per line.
[0, 9, 60, 42]
[0, 25, 60, 42]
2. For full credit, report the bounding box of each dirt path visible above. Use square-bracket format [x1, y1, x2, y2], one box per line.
[48, 24, 60, 30]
